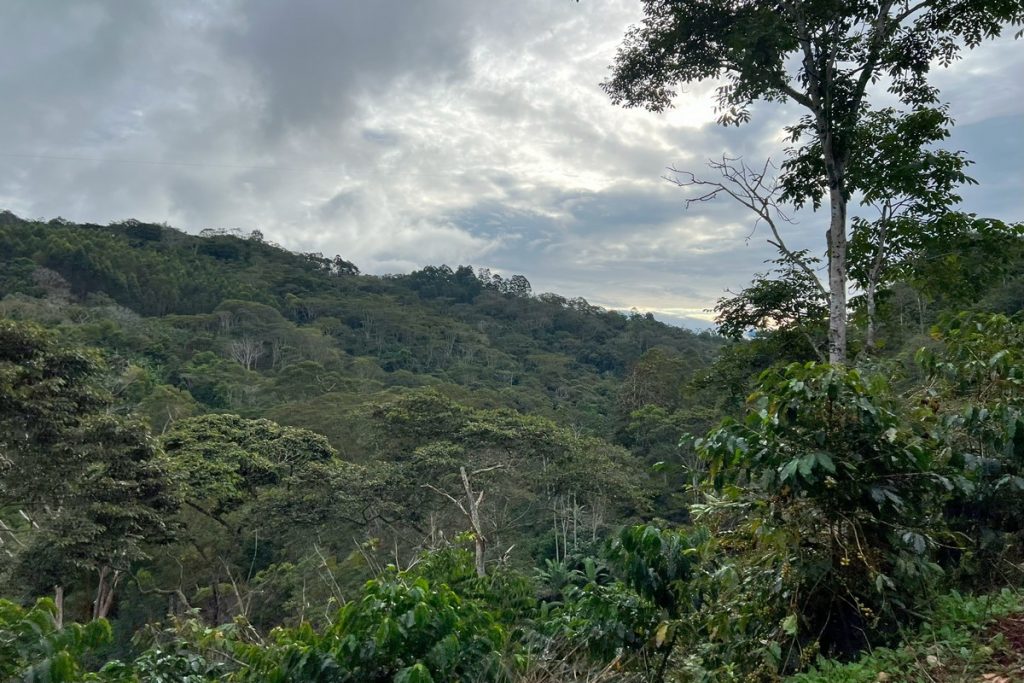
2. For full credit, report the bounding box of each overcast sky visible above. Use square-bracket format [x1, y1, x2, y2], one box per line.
[1, 1, 1021, 327]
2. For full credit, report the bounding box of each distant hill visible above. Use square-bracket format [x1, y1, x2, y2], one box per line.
[0, 211, 726, 448]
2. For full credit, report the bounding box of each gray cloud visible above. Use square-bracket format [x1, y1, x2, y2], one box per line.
[0, 1, 1020, 328]
[218, 0, 477, 137]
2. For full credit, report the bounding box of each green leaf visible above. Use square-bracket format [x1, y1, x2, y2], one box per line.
[395, 662, 434, 683]
[780, 459, 800, 483]
[815, 451, 835, 473]
[798, 453, 815, 477]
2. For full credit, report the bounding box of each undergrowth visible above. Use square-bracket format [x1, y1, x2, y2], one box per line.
[788, 589, 1024, 682]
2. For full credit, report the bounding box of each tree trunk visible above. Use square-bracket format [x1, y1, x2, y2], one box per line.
[98, 571, 119, 619]
[552, 506, 560, 563]
[53, 585, 64, 629]
[864, 207, 891, 354]
[865, 279, 877, 352]
[473, 534, 486, 578]
[92, 566, 107, 621]
[460, 467, 487, 577]
[655, 631, 679, 683]
[92, 567, 122, 620]
[811, 54, 850, 365]
[827, 181, 848, 364]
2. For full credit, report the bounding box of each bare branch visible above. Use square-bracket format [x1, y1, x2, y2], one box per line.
[421, 483, 468, 516]
[666, 155, 827, 298]
[471, 464, 507, 476]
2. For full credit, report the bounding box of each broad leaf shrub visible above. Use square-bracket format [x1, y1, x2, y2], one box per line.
[535, 552, 656, 662]
[604, 525, 709, 679]
[409, 545, 537, 629]
[96, 616, 229, 682]
[92, 568, 511, 682]
[691, 363, 957, 674]
[223, 569, 508, 682]
[0, 598, 111, 682]
[918, 312, 1024, 584]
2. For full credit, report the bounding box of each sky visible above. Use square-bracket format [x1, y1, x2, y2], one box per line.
[1, 1, 1021, 328]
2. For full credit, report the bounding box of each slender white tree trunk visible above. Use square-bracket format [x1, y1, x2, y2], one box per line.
[865, 279, 877, 352]
[827, 185, 848, 364]
[54, 585, 64, 629]
[460, 467, 487, 578]
[92, 567, 122, 620]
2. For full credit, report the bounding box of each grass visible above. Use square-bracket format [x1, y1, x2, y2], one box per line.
[788, 589, 1024, 683]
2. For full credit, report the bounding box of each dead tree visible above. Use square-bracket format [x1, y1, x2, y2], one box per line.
[423, 465, 504, 577]
[228, 336, 264, 370]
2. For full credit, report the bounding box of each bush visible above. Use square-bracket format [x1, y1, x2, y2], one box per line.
[693, 363, 957, 669]
[0, 598, 112, 681]
[226, 570, 509, 682]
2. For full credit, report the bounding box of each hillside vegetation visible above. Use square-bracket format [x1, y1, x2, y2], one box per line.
[4, 0, 1024, 678]
[0, 212, 723, 440]
[2, 206, 1024, 681]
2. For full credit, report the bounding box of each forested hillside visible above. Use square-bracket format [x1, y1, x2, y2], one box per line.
[4, 200, 1024, 680]
[0, 211, 731, 669]
[0, 211, 724, 440]
[3, 0, 1024, 680]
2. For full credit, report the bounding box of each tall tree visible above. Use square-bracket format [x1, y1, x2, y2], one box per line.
[604, 0, 1023, 362]
[16, 416, 180, 621]
[160, 414, 337, 530]
[842, 107, 972, 350]
[0, 321, 178, 620]
[0, 321, 106, 505]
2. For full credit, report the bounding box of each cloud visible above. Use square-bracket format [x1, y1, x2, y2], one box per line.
[217, 0, 477, 137]
[0, 1, 1020, 325]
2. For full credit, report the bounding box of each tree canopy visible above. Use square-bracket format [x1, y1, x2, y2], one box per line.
[605, 0, 1024, 362]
